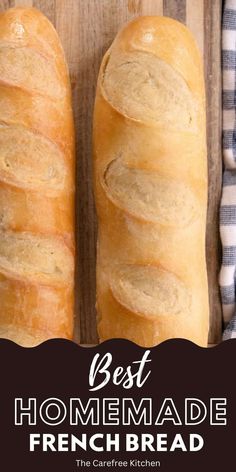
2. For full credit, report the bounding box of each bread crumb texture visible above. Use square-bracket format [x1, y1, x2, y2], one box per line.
[110, 264, 191, 318]
[0, 232, 73, 285]
[0, 124, 66, 191]
[0, 45, 64, 98]
[102, 51, 197, 130]
[104, 159, 199, 226]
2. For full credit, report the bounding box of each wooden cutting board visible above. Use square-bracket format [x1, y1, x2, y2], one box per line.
[0, 0, 223, 345]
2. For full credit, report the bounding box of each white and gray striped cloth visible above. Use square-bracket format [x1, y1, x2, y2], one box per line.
[220, 0, 236, 339]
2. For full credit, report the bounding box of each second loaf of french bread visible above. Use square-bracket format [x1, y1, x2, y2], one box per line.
[0, 7, 75, 346]
[93, 16, 209, 347]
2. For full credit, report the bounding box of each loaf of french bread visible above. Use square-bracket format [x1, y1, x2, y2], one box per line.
[0, 7, 75, 346]
[93, 16, 209, 347]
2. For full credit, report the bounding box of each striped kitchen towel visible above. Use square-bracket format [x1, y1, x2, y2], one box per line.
[220, 0, 236, 339]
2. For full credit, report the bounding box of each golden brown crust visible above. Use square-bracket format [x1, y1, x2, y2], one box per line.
[0, 7, 75, 346]
[93, 16, 209, 347]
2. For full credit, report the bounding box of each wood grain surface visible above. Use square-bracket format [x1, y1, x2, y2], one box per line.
[0, 0, 223, 344]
